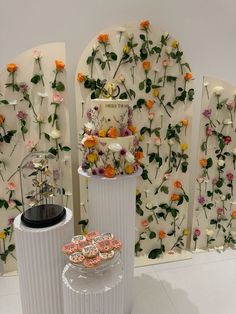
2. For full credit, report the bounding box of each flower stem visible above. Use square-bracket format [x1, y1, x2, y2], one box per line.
[103, 43, 111, 70]
[122, 82, 132, 100]
[157, 96, 171, 117]
[52, 104, 58, 127]
[113, 58, 123, 79]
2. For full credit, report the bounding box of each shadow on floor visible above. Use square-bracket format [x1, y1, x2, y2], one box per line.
[132, 273, 200, 314]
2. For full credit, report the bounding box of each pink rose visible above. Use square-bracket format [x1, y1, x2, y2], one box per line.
[148, 112, 155, 121]
[7, 182, 16, 191]
[25, 139, 35, 149]
[194, 228, 201, 237]
[8, 200, 16, 208]
[226, 172, 234, 181]
[152, 136, 161, 146]
[117, 73, 125, 83]
[53, 92, 64, 103]
[16, 111, 27, 120]
[32, 49, 42, 59]
[226, 100, 234, 111]
[162, 59, 169, 67]
[223, 136, 232, 145]
[206, 127, 213, 136]
[217, 208, 224, 215]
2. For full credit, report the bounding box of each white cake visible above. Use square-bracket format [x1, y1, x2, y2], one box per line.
[80, 99, 142, 177]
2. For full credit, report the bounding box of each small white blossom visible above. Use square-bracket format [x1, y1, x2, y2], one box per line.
[50, 129, 61, 139]
[108, 143, 122, 152]
[218, 159, 225, 167]
[145, 202, 153, 209]
[125, 151, 135, 163]
[206, 228, 214, 237]
[213, 86, 224, 96]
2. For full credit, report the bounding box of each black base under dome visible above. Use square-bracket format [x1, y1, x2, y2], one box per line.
[21, 204, 66, 228]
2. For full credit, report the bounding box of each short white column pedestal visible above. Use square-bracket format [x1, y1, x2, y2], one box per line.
[79, 168, 142, 314]
[14, 208, 73, 314]
[62, 255, 124, 314]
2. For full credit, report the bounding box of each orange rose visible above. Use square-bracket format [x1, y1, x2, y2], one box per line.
[55, 60, 65, 71]
[174, 180, 182, 189]
[83, 135, 97, 148]
[97, 33, 109, 43]
[140, 20, 150, 30]
[181, 119, 189, 127]
[7, 63, 17, 73]
[199, 158, 207, 167]
[159, 230, 166, 240]
[141, 219, 149, 228]
[143, 60, 151, 72]
[184, 72, 193, 81]
[135, 150, 144, 161]
[128, 124, 137, 134]
[77, 72, 85, 82]
[170, 193, 180, 202]
[231, 211, 236, 219]
[146, 99, 154, 110]
[0, 114, 5, 125]
[104, 165, 116, 178]
[107, 127, 118, 138]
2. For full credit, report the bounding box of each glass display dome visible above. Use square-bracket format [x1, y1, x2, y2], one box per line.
[19, 151, 66, 228]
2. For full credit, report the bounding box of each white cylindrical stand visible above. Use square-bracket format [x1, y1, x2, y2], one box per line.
[14, 208, 73, 314]
[79, 168, 142, 314]
[62, 254, 124, 314]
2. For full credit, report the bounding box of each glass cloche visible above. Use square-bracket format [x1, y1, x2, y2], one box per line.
[19, 151, 66, 228]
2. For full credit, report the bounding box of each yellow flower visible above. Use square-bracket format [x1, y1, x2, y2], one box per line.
[0, 231, 6, 240]
[183, 229, 190, 236]
[153, 89, 159, 97]
[86, 152, 98, 163]
[181, 143, 188, 151]
[139, 135, 144, 142]
[171, 40, 179, 49]
[98, 129, 106, 137]
[125, 164, 134, 175]
[123, 45, 131, 55]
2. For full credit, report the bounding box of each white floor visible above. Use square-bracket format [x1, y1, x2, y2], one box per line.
[0, 250, 236, 314]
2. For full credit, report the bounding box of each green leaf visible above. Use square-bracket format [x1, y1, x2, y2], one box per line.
[139, 34, 146, 41]
[55, 81, 65, 92]
[147, 215, 154, 223]
[148, 248, 162, 259]
[0, 100, 9, 105]
[139, 81, 145, 90]
[13, 199, 22, 206]
[78, 219, 89, 226]
[8, 244, 15, 252]
[119, 92, 128, 99]
[160, 186, 169, 194]
[140, 127, 148, 135]
[44, 133, 50, 141]
[149, 153, 155, 163]
[86, 56, 93, 64]
[61, 146, 71, 152]
[110, 52, 117, 61]
[177, 195, 184, 206]
[31, 74, 41, 84]
[136, 205, 144, 216]
[149, 231, 156, 239]
[170, 208, 178, 218]
[206, 158, 213, 169]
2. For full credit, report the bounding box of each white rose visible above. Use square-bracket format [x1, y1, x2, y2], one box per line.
[165, 46, 172, 54]
[8, 100, 17, 106]
[223, 119, 233, 125]
[140, 232, 148, 240]
[108, 143, 122, 152]
[163, 32, 169, 38]
[168, 139, 174, 146]
[213, 86, 224, 96]
[218, 159, 225, 167]
[153, 66, 160, 73]
[145, 202, 153, 209]
[50, 129, 61, 139]
[125, 151, 135, 163]
[37, 92, 48, 98]
[197, 177, 204, 184]
[127, 32, 134, 40]
[84, 122, 94, 131]
[204, 81, 209, 87]
[206, 228, 214, 237]
[220, 195, 226, 201]
[116, 26, 126, 33]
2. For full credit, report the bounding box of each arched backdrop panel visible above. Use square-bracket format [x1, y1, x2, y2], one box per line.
[0, 43, 72, 273]
[75, 20, 194, 264]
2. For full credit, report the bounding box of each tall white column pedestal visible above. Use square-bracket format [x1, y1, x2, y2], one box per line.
[79, 168, 142, 314]
[14, 208, 73, 314]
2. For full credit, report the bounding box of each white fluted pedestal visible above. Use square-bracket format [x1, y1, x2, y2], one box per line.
[14, 208, 73, 314]
[62, 254, 124, 314]
[79, 168, 142, 314]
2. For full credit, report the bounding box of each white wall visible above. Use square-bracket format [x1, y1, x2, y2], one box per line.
[1, 0, 236, 232]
